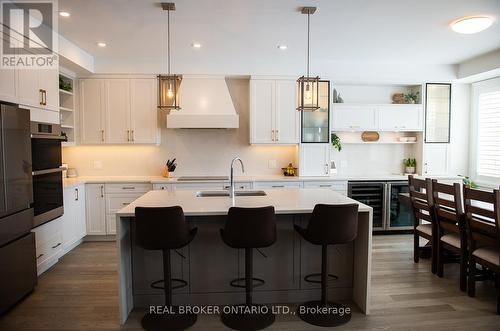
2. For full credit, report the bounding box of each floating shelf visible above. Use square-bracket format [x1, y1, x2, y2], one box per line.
[61, 124, 74, 129]
[59, 106, 74, 112]
[59, 89, 73, 96]
[342, 141, 417, 145]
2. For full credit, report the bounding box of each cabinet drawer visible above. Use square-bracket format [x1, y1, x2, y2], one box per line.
[222, 182, 253, 190]
[35, 231, 63, 266]
[153, 184, 171, 191]
[172, 182, 224, 191]
[32, 217, 63, 248]
[254, 181, 302, 189]
[106, 195, 141, 213]
[303, 181, 347, 192]
[105, 183, 152, 194]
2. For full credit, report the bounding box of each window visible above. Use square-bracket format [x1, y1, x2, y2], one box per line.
[475, 84, 500, 183]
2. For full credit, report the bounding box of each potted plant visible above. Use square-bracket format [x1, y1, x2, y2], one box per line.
[331, 133, 342, 152]
[404, 92, 419, 104]
[403, 158, 417, 174]
[462, 176, 478, 188]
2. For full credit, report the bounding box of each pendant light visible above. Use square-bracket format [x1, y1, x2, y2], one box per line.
[158, 2, 182, 111]
[297, 6, 320, 112]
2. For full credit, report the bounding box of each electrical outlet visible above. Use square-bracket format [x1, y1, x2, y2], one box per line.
[93, 160, 103, 169]
[268, 160, 277, 169]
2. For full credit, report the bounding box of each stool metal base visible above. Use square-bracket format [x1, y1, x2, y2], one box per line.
[297, 301, 351, 327]
[141, 307, 197, 331]
[221, 304, 275, 331]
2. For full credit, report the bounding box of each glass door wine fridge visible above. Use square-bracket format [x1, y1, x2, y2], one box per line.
[348, 181, 413, 231]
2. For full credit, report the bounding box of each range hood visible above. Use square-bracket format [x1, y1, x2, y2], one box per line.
[166, 77, 239, 129]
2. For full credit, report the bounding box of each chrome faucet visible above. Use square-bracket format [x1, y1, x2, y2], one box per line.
[230, 157, 245, 198]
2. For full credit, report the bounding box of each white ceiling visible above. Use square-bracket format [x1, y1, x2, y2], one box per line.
[59, 0, 500, 76]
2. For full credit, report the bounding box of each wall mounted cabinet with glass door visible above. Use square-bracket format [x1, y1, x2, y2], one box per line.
[301, 80, 330, 143]
[425, 83, 451, 143]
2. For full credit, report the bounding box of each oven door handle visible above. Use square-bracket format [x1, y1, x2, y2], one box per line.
[31, 134, 67, 140]
[32, 168, 64, 176]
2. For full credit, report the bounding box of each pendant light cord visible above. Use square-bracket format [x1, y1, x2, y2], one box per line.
[167, 8, 171, 75]
[307, 11, 310, 78]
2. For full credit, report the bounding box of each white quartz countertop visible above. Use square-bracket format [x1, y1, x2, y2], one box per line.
[64, 174, 462, 188]
[116, 188, 372, 217]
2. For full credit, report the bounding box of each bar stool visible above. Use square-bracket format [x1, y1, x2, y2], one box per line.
[294, 203, 359, 327]
[220, 206, 277, 331]
[135, 206, 198, 331]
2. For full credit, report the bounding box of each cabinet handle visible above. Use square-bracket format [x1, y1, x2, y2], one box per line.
[320, 185, 331, 188]
[37, 253, 44, 259]
[424, 163, 428, 174]
[127, 130, 130, 141]
[122, 202, 130, 206]
[43, 90, 47, 105]
[101, 130, 105, 142]
[272, 185, 285, 188]
[325, 163, 329, 175]
[122, 186, 135, 190]
[75, 188, 79, 201]
[131, 130, 134, 142]
[276, 130, 279, 141]
[51, 242, 62, 249]
[271, 130, 275, 141]
[100, 185, 104, 198]
[39, 89, 44, 105]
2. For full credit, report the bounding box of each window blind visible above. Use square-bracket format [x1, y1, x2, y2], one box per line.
[477, 90, 500, 178]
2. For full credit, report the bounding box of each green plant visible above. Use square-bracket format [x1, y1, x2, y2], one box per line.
[462, 176, 478, 188]
[404, 91, 419, 103]
[331, 133, 342, 151]
[403, 158, 417, 167]
[59, 77, 72, 92]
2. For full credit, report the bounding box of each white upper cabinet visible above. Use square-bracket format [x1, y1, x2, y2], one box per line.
[378, 104, 423, 131]
[299, 143, 331, 176]
[18, 68, 59, 111]
[0, 68, 17, 103]
[331, 104, 378, 131]
[250, 79, 299, 144]
[130, 79, 158, 144]
[105, 79, 130, 144]
[80, 78, 158, 145]
[275, 80, 300, 143]
[80, 79, 105, 144]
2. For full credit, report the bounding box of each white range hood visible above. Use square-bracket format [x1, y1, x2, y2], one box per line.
[166, 77, 239, 129]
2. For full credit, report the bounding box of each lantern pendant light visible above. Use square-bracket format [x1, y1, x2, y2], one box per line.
[297, 6, 320, 112]
[158, 2, 182, 111]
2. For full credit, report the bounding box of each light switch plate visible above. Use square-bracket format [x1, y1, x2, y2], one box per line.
[93, 160, 103, 169]
[268, 159, 277, 169]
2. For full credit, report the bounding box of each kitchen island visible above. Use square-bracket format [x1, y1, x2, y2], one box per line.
[115, 188, 373, 324]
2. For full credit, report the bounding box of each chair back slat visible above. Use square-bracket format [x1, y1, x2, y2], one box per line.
[408, 176, 434, 230]
[463, 186, 500, 252]
[432, 180, 464, 239]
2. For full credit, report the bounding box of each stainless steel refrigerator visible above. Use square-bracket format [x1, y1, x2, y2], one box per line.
[0, 102, 36, 314]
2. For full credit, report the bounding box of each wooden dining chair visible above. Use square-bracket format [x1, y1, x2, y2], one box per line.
[463, 186, 500, 315]
[432, 180, 467, 292]
[408, 175, 436, 274]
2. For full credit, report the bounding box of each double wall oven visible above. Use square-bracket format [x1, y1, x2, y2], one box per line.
[31, 122, 65, 228]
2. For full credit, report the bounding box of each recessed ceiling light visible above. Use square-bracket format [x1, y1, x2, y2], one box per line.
[451, 16, 493, 34]
[277, 44, 288, 50]
[191, 42, 202, 49]
[96, 42, 107, 47]
[59, 11, 70, 17]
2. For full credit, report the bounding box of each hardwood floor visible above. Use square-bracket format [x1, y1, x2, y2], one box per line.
[0, 235, 498, 330]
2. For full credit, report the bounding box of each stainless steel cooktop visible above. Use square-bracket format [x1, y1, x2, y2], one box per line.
[177, 176, 229, 181]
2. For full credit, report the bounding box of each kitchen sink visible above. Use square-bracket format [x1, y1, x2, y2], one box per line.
[196, 190, 267, 197]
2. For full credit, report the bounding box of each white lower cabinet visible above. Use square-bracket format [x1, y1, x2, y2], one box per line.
[85, 184, 107, 235]
[253, 181, 302, 189]
[62, 184, 86, 253]
[303, 181, 348, 195]
[32, 218, 63, 276]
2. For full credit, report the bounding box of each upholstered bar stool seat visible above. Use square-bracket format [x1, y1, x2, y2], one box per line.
[294, 203, 359, 328]
[135, 206, 198, 331]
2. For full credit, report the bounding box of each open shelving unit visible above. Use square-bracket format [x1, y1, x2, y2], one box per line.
[59, 72, 76, 146]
